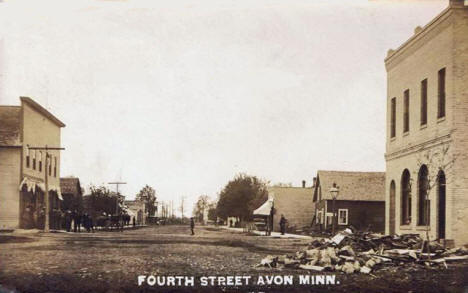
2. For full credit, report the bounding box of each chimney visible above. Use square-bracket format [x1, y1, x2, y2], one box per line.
[302, 180, 306, 188]
[414, 26, 422, 35]
[313, 177, 317, 187]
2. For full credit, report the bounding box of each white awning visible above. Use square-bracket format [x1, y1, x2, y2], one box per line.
[19, 177, 63, 200]
[253, 198, 274, 216]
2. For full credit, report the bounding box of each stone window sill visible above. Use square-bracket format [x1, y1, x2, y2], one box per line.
[437, 116, 446, 123]
[400, 225, 412, 230]
[416, 226, 430, 231]
[403, 131, 409, 137]
[420, 124, 427, 130]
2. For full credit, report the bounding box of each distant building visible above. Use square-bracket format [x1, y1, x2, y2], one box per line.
[0, 97, 65, 229]
[313, 171, 385, 233]
[261, 181, 315, 232]
[60, 177, 83, 212]
[124, 199, 146, 225]
[385, 0, 468, 245]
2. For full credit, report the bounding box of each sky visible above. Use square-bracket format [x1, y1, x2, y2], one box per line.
[0, 0, 448, 215]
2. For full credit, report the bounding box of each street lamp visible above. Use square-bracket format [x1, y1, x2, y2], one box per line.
[330, 182, 339, 235]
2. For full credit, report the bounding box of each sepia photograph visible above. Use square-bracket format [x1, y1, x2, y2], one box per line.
[0, 0, 467, 292]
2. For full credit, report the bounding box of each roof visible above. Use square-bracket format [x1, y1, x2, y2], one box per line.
[0, 106, 21, 146]
[267, 186, 314, 197]
[20, 97, 65, 127]
[60, 177, 82, 195]
[253, 198, 273, 216]
[313, 170, 385, 202]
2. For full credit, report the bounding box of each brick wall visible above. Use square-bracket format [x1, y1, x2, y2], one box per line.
[385, 4, 468, 245]
[451, 6, 468, 245]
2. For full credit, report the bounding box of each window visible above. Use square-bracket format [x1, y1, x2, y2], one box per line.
[32, 150, 36, 170]
[338, 209, 348, 225]
[54, 157, 57, 177]
[326, 213, 333, 226]
[26, 148, 30, 168]
[421, 79, 427, 126]
[38, 152, 42, 172]
[418, 165, 430, 226]
[48, 155, 52, 176]
[391, 98, 396, 138]
[438, 68, 446, 119]
[403, 90, 410, 133]
[317, 211, 323, 224]
[401, 169, 412, 225]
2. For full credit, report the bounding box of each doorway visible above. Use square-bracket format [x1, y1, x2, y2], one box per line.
[389, 181, 396, 235]
[437, 171, 446, 239]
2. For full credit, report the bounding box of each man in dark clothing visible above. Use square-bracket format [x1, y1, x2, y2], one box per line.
[73, 211, 81, 232]
[279, 214, 287, 235]
[190, 218, 195, 235]
[64, 210, 72, 232]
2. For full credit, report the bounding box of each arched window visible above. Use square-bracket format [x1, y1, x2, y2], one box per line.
[401, 169, 411, 225]
[437, 171, 446, 239]
[389, 180, 396, 234]
[418, 165, 429, 226]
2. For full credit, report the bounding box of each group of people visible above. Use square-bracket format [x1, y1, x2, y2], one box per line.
[22, 205, 138, 232]
[62, 211, 94, 233]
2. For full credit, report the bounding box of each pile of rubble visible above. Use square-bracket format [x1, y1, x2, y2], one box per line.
[258, 229, 468, 274]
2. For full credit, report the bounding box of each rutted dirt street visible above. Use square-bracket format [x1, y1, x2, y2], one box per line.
[0, 225, 467, 293]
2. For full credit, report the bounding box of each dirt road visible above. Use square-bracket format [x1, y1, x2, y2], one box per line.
[0, 225, 466, 293]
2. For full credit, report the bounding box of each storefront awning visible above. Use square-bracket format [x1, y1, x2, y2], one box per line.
[253, 198, 274, 216]
[19, 177, 63, 200]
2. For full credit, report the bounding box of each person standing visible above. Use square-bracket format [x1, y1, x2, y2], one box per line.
[190, 217, 195, 235]
[279, 214, 287, 235]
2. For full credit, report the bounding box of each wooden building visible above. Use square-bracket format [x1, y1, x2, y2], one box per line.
[313, 171, 385, 233]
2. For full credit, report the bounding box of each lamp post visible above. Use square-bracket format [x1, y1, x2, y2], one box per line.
[330, 182, 339, 235]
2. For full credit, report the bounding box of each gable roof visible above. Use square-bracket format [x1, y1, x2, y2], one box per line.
[60, 177, 82, 195]
[0, 106, 21, 146]
[313, 170, 385, 202]
[20, 97, 65, 128]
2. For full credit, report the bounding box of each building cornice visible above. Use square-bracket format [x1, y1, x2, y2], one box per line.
[385, 6, 453, 71]
[385, 131, 453, 161]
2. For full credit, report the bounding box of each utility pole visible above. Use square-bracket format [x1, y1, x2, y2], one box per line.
[180, 195, 185, 218]
[171, 200, 174, 218]
[108, 181, 126, 214]
[27, 145, 65, 232]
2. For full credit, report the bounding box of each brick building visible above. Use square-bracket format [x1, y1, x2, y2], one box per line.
[313, 171, 386, 233]
[384, 0, 468, 245]
[60, 177, 83, 212]
[266, 183, 315, 232]
[0, 97, 65, 229]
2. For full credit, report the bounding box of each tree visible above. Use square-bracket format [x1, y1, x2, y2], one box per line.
[215, 173, 268, 222]
[85, 185, 115, 215]
[415, 143, 456, 257]
[193, 195, 211, 222]
[136, 185, 157, 217]
[207, 202, 217, 222]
